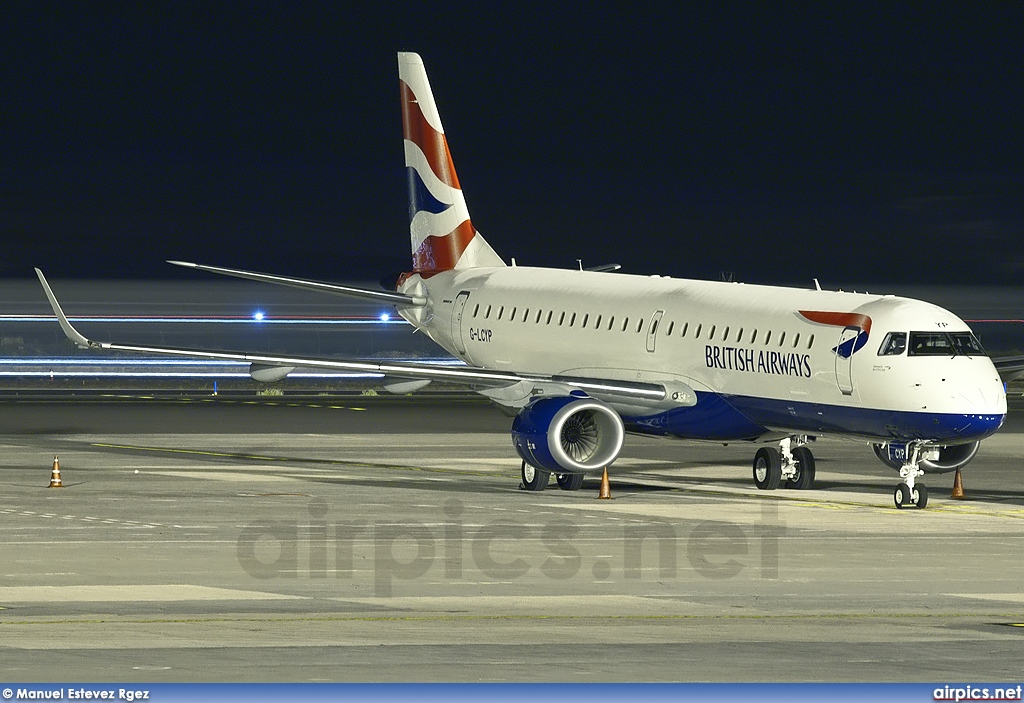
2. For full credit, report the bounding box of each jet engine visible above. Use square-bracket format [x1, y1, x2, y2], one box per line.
[511, 394, 624, 474]
[872, 441, 980, 474]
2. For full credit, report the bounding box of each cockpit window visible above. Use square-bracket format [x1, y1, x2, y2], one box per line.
[950, 332, 986, 356]
[908, 331, 987, 357]
[909, 332, 955, 356]
[878, 332, 907, 356]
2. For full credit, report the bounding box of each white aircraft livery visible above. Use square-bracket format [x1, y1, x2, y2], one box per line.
[37, 52, 1010, 509]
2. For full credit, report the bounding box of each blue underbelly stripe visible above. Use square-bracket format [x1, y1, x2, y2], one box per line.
[622, 391, 1004, 443]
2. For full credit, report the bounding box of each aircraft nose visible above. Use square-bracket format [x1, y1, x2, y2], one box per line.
[956, 367, 1008, 415]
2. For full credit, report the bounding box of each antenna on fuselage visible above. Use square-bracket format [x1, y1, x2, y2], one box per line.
[813, 278, 822, 291]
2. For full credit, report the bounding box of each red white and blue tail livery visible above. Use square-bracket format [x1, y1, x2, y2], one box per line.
[400, 52, 503, 274]
[36, 52, 1011, 509]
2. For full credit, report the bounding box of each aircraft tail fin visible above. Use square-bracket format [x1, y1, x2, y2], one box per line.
[399, 52, 504, 274]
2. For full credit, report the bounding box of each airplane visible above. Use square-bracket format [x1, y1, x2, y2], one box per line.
[36, 52, 1013, 510]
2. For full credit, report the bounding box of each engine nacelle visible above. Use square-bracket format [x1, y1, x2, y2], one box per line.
[872, 441, 980, 474]
[511, 394, 624, 474]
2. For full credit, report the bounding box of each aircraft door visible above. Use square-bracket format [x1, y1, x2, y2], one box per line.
[646, 310, 664, 353]
[835, 326, 858, 395]
[451, 291, 470, 355]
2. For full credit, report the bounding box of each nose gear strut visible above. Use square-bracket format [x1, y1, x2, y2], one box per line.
[893, 442, 929, 509]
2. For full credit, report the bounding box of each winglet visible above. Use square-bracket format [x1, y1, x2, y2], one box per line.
[34, 269, 94, 349]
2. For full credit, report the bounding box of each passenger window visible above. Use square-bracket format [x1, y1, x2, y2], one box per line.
[522, 308, 529, 322]
[607, 316, 615, 330]
[546, 311, 553, 324]
[559, 312, 566, 326]
[622, 318, 629, 332]
[535, 309, 542, 323]
[582, 314, 589, 328]
[595, 315, 602, 329]
[750, 329, 757, 344]
[808, 334, 814, 349]
[879, 332, 907, 356]
[765, 331, 772, 344]
[665, 321, 674, 336]
[569, 313, 577, 327]
[737, 327, 743, 341]
[722, 326, 729, 342]
[497, 306, 504, 320]
[793, 333, 800, 348]
[709, 325, 716, 341]
[650, 319, 659, 336]
[694, 324, 702, 339]
[473, 304, 480, 317]
[779, 332, 786, 346]
[485, 305, 492, 319]
[636, 319, 644, 333]
[509, 306, 516, 320]
[681, 322, 688, 338]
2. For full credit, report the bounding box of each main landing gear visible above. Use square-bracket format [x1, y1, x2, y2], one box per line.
[893, 442, 928, 510]
[753, 436, 815, 491]
[520, 461, 585, 492]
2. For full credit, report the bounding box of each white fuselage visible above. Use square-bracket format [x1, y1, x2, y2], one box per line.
[400, 266, 1006, 443]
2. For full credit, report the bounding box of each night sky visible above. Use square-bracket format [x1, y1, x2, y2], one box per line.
[3, 5, 1022, 286]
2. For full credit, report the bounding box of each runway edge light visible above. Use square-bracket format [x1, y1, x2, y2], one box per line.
[48, 455, 64, 488]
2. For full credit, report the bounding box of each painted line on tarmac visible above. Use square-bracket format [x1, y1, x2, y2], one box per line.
[2, 611, 1023, 627]
[89, 442, 501, 478]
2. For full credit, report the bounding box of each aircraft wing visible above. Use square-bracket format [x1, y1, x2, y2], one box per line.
[166, 261, 426, 307]
[993, 354, 1024, 382]
[35, 269, 670, 404]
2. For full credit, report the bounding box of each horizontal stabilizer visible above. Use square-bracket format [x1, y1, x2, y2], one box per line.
[167, 261, 426, 307]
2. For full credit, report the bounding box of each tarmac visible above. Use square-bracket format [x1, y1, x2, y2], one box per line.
[1, 393, 1023, 682]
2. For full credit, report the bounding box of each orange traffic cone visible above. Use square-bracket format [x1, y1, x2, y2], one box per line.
[598, 467, 611, 500]
[951, 467, 964, 499]
[48, 455, 64, 488]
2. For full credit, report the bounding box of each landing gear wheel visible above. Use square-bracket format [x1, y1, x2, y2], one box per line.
[786, 447, 816, 490]
[556, 473, 585, 491]
[894, 482, 911, 509]
[753, 447, 782, 490]
[911, 483, 928, 509]
[520, 461, 549, 491]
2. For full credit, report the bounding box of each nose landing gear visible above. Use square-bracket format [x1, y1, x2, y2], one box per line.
[894, 443, 929, 509]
